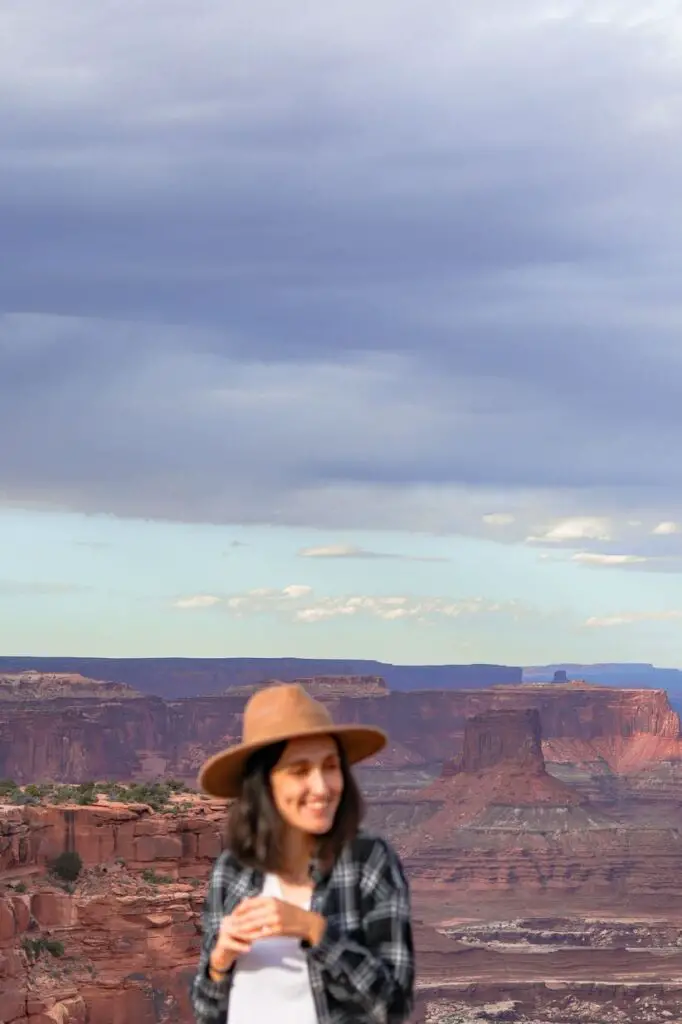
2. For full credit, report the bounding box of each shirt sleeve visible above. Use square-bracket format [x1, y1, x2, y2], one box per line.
[308, 837, 415, 1024]
[190, 855, 232, 1023]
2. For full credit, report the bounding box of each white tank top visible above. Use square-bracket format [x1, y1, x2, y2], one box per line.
[227, 873, 318, 1024]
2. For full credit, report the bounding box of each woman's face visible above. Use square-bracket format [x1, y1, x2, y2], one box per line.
[270, 734, 344, 835]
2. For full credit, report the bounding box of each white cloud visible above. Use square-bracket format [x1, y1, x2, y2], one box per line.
[297, 543, 448, 562]
[173, 585, 522, 624]
[527, 516, 612, 543]
[173, 594, 221, 609]
[482, 513, 515, 526]
[652, 521, 681, 535]
[282, 584, 313, 598]
[585, 609, 682, 628]
[299, 544, 362, 558]
[572, 552, 648, 566]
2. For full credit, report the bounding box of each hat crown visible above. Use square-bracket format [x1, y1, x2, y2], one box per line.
[242, 684, 333, 746]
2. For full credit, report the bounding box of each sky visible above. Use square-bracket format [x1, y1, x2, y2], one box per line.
[3, 0, 682, 664]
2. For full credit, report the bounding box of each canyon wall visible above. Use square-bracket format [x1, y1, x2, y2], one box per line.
[0, 799, 226, 1024]
[0, 678, 680, 784]
[393, 710, 682, 907]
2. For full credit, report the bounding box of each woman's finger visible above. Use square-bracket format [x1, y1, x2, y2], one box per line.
[221, 920, 255, 943]
[236, 918, 275, 938]
[231, 908, 270, 928]
[223, 936, 251, 951]
[233, 897, 270, 916]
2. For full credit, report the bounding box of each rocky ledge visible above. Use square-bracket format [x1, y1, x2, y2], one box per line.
[0, 672, 141, 702]
[0, 795, 227, 1023]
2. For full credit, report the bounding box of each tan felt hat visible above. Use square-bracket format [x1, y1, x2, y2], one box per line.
[198, 683, 387, 798]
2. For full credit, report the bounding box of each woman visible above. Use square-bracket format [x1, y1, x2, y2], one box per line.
[191, 682, 415, 1024]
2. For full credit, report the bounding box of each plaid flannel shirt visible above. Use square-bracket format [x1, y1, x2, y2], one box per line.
[191, 830, 415, 1024]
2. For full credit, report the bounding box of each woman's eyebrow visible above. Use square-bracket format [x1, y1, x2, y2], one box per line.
[282, 753, 337, 768]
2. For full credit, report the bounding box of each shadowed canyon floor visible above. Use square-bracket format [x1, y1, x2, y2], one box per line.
[3, 673, 682, 1022]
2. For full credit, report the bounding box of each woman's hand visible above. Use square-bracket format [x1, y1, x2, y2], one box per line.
[209, 910, 253, 977]
[232, 896, 326, 946]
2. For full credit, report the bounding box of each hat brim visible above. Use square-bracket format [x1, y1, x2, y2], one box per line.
[198, 724, 387, 799]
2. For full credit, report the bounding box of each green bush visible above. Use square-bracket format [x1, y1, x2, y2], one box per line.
[166, 778, 189, 792]
[51, 850, 83, 882]
[77, 782, 96, 804]
[1, 778, 193, 810]
[22, 936, 64, 961]
[141, 868, 173, 885]
[11, 790, 39, 806]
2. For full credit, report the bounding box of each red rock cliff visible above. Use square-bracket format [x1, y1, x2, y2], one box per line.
[0, 798, 226, 1024]
[447, 709, 545, 774]
[0, 680, 680, 784]
[398, 712, 682, 902]
[414, 710, 584, 828]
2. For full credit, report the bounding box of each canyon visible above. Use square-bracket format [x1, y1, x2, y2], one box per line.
[1, 674, 680, 791]
[3, 672, 682, 1022]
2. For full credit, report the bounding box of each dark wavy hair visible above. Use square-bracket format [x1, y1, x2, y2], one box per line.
[225, 737, 364, 873]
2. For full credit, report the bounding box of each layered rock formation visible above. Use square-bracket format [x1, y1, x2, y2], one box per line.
[389, 710, 682, 908]
[1, 677, 680, 789]
[0, 797, 226, 1023]
[388, 709, 599, 860]
[0, 672, 141, 702]
[417, 916, 682, 1023]
[409, 709, 587, 830]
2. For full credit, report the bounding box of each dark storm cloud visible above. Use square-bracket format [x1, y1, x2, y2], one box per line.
[2, 1, 682, 552]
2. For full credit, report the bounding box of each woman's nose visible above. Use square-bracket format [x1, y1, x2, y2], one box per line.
[308, 768, 330, 795]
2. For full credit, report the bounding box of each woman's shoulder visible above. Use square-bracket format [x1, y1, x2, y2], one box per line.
[209, 846, 255, 887]
[339, 830, 410, 904]
[346, 829, 407, 876]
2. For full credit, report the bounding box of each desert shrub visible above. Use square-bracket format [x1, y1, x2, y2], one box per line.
[11, 790, 40, 806]
[141, 868, 173, 885]
[76, 782, 96, 805]
[0, 778, 18, 797]
[22, 936, 64, 961]
[166, 778, 189, 792]
[51, 850, 83, 882]
[123, 782, 173, 811]
[50, 785, 82, 804]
